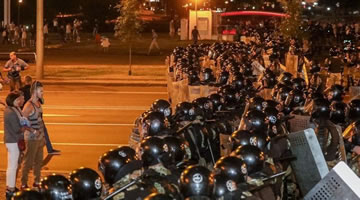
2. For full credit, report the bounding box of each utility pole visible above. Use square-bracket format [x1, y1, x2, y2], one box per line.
[36, 0, 44, 80]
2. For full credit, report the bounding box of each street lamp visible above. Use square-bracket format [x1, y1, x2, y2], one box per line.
[18, 0, 23, 25]
[195, 0, 198, 27]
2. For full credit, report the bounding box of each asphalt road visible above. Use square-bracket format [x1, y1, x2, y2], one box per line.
[0, 85, 168, 174]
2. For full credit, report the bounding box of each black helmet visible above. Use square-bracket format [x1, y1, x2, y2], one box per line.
[40, 175, 72, 200]
[327, 84, 344, 102]
[175, 102, 196, 121]
[161, 136, 186, 166]
[221, 87, 238, 108]
[230, 130, 251, 151]
[208, 93, 224, 112]
[180, 165, 213, 199]
[200, 68, 215, 84]
[277, 86, 292, 103]
[249, 96, 265, 111]
[292, 78, 306, 91]
[151, 99, 172, 118]
[278, 72, 293, 84]
[193, 97, 214, 120]
[188, 70, 201, 86]
[142, 111, 167, 137]
[212, 174, 243, 200]
[98, 146, 140, 186]
[348, 99, 360, 122]
[216, 71, 229, 86]
[139, 136, 166, 167]
[289, 89, 305, 107]
[234, 145, 265, 175]
[249, 131, 270, 151]
[69, 168, 103, 200]
[263, 100, 279, 110]
[213, 156, 247, 184]
[144, 193, 173, 200]
[231, 75, 245, 91]
[262, 70, 277, 89]
[264, 107, 279, 125]
[244, 110, 267, 132]
[311, 99, 330, 120]
[330, 101, 347, 124]
[13, 189, 45, 200]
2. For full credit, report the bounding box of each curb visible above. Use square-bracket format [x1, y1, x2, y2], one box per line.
[41, 80, 168, 87]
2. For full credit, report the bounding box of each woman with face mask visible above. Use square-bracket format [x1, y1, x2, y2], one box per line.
[4, 91, 30, 199]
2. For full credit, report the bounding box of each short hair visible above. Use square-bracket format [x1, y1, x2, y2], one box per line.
[9, 51, 16, 56]
[24, 75, 32, 84]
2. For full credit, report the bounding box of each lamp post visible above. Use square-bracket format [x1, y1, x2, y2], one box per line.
[195, 0, 198, 27]
[18, 0, 23, 25]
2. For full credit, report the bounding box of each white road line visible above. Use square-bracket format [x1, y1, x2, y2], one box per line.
[0, 141, 127, 147]
[43, 105, 148, 111]
[45, 91, 168, 95]
[46, 122, 133, 126]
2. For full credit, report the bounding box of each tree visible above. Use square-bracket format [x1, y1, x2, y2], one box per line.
[279, 0, 303, 39]
[114, 0, 142, 75]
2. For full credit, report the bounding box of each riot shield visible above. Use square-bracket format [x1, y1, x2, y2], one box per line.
[200, 85, 210, 97]
[180, 79, 189, 102]
[285, 53, 298, 75]
[304, 161, 360, 200]
[188, 85, 201, 102]
[350, 86, 360, 100]
[219, 133, 232, 157]
[171, 81, 181, 106]
[288, 115, 312, 133]
[288, 128, 329, 196]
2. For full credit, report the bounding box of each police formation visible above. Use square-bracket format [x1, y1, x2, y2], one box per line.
[13, 41, 360, 199]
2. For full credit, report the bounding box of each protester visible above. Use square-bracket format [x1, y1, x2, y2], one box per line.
[3, 52, 29, 91]
[19, 76, 32, 106]
[4, 91, 29, 199]
[21, 81, 46, 189]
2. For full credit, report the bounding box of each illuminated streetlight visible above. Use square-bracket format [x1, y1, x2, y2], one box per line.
[18, 0, 23, 25]
[327, 7, 331, 11]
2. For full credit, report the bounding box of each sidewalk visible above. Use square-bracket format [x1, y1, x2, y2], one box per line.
[23, 64, 168, 87]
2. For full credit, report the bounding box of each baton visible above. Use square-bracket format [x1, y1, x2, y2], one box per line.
[176, 121, 194, 134]
[248, 171, 287, 192]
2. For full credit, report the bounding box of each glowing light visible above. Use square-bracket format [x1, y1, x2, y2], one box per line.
[220, 11, 289, 18]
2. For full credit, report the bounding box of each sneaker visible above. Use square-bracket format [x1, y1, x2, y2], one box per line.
[6, 189, 15, 200]
[20, 185, 29, 190]
[48, 149, 61, 155]
[33, 183, 41, 191]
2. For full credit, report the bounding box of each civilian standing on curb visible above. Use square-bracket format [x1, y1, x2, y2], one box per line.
[4, 91, 30, 199]
[3, 52, 29, 91]
[21, 81, 46, 189]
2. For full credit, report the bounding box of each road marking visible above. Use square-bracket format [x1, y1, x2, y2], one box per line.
[0, 141, 127, 147]
[46, 122, 133, 126]
[43, 105, 148, 111]
[44, 114, 79, 117]
[45, 91, 168, 95]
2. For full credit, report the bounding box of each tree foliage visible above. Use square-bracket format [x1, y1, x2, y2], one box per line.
[279, 0, 303, 39]
[114, 0, 142, 42]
